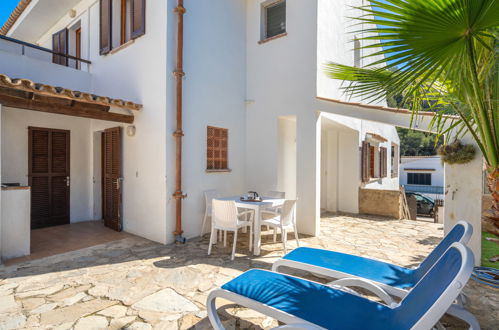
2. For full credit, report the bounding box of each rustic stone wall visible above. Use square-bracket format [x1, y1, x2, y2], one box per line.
[359, 188, 402, 219]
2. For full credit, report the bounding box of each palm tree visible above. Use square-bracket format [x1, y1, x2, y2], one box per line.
[325, 0, 499, 235]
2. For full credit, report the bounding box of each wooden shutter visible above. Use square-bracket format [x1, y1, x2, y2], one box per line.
[29, 127, 70, 229]
[131, 0, 146, 39]
[369, 146, 376, 178]
[380, 147, 388, 178]
[361, 141, 370, 183]
[207, 126, 228, 170]
[52, 28, 68, 66]
[100, 0, 112, 55]
[103, 127, 123, 231]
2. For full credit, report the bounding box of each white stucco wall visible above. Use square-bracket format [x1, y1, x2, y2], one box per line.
[1, 188, 30, 260]
[246, 0, 320, 235]
[1, 107, 94, 222]
[28, 0, 170, 244]
[400, 156, 444, 188]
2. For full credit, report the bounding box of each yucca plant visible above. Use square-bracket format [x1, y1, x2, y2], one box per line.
[326, 0, 499, 235]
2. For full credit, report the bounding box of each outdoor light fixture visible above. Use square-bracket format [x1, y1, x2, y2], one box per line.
[126, 125, 136, 137]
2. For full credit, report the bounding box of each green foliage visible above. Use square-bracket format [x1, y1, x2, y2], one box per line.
[397, 128, 442, 156]
[437, 140, 476, 164]
[481, 232, 499, 268]
[325, 0, 499, 170]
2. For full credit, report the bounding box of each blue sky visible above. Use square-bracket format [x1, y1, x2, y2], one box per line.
[0, 0, 20, 27]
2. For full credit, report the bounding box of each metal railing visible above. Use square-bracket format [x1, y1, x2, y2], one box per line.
[403, 184, 444, 195]
[0, 34, 91, 66]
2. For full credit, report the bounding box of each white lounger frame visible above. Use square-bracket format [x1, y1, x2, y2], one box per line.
[271, 220, 479, 329]
[207, 243, 474, 330]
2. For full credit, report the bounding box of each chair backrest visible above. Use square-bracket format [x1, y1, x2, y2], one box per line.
[392, 242, 473, 329]
[211, 199, 239, 230]
[280, 200, 297, 226]
[267, 191, 285, 199]
[204, 189, 219, 210]
[415, 220, 472, 279]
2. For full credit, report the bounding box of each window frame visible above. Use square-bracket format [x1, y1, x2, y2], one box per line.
[100, 0, 145, 56]
[206, 126, 231, 173]
[407, 172, 432, 186]
[260, 0, 287, 43]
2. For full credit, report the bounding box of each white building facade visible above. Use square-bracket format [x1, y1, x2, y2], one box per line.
[0, 0, 483, 262]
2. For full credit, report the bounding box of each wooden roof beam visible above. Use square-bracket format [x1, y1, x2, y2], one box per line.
[0, 94, 133, 123]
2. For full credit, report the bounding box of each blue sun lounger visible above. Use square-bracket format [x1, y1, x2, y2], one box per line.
[207, 243, 474, 330]
[271, 220, 479, 329]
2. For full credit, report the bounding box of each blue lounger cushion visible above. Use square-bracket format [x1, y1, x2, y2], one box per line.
[283, 247, 417, 288]
[281, 222, 466, 289]
[222, 247, 463, 330]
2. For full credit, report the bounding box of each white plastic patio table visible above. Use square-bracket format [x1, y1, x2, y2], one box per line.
[218, 196, 285, 256]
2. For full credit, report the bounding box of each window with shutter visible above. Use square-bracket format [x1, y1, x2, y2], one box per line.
[100, 0, 112, 55]
[380, 147, 388, 178]
[131, 0, 146, 39]
[263, 0, 286, 40]
[207, 126, 229, 171]
[52, 28, 68, 66]
[391, 144, 399, 178]
[361, 141, 370, 183]
[100, 0, 145, 55]
[369, 146, 376, 178]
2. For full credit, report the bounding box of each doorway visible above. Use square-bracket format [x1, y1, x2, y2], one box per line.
[28, 127, 70, 229]
[102, 127, 123, 231]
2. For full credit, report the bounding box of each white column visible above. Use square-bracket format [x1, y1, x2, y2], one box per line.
[444, 135, 482, 265]
[295, 112, 320, 236]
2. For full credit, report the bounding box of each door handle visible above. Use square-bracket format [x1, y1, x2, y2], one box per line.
[65, 176, 70, 187]
[116, 178, 123, 190]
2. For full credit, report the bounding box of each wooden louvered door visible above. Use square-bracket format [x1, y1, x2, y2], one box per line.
[103, 127, 123, 231]
[29, 127, 70, 229]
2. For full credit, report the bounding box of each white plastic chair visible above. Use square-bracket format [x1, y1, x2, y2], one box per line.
[261, 199, 299, 254]
[201, 190, 220, 236]
[263, 191, 285, 230]
[208, 199, 254, 260]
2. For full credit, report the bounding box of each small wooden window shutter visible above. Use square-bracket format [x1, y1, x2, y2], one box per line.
[100, 0, 112, 55]
[52, 28, 68, 66]
[131, 0, 146, 39]
[361, 141, 370, 183]
[380, 147, 387, 178]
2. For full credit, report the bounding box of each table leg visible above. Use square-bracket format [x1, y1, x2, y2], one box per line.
[254, 206, 261, 255]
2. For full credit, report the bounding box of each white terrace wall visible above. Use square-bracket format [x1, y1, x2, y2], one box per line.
[246, 0, 320, 235]
[167, 0, 247, 240]
[32, 0, 169, 244]
[1, 108, 93, 222]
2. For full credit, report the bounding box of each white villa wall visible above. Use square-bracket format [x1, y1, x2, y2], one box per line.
[316, 0, 385, 103]
[1, 107, 93, 222]
[29, 0, 170, 244]
[400, 156, 444, 187]
[246, 0, 320, 235]
[163, 0, 248, 240]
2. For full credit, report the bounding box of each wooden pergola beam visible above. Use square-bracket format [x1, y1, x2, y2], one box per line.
[0, 94, 133, 124]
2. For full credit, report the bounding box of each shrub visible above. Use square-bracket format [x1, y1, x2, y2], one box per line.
[437, 140, 476, 165]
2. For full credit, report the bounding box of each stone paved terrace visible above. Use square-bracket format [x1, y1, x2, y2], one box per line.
[0, 215, 496, 330]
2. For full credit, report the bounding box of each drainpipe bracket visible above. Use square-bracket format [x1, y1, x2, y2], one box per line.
[173, 70, 185, 78]
[173, 191, 187, 199]
[174, 5, 186, 14]
[173, 130, 184, 137]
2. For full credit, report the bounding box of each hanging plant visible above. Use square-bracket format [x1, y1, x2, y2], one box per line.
[437, 140, 476, 165]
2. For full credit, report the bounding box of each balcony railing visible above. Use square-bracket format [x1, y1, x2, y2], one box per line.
[403, 184, 444, 195]
[0, 34, 91, 70]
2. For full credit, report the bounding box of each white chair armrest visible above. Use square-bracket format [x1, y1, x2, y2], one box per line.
[261, 210, 280, 217]
[238, 210, 254, 221]
[328, 278, 395, 306]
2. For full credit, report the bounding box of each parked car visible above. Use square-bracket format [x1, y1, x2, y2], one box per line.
[406, 192, 435, 217]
